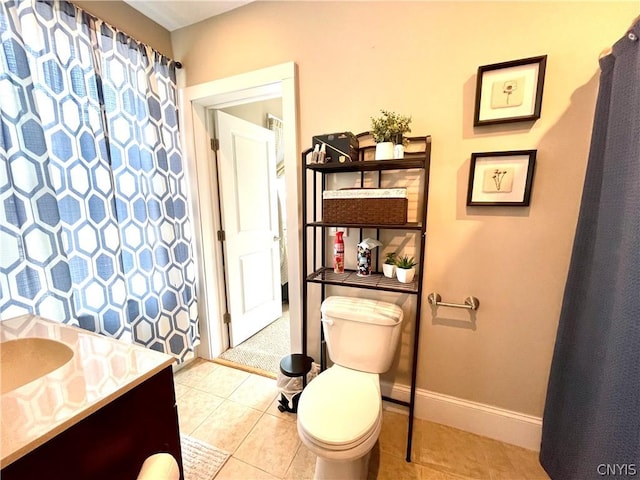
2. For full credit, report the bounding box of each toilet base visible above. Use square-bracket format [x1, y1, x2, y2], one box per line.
[314, 451, 371, 480]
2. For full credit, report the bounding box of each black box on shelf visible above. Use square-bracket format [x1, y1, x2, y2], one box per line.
[311, 132, 359, 163]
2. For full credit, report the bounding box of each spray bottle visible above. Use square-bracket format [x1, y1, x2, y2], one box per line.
[333, 230, 344, 273]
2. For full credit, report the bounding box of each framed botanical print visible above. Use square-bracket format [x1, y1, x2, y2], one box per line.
[473, 56, 547, 126]
[467, 150, 537, 206]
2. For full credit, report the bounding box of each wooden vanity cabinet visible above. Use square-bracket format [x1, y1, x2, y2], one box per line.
[2, 366, 183, 480]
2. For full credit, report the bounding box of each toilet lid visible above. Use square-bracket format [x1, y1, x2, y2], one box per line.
[321, 296, 403, 326]
[298, 366, 380, 447]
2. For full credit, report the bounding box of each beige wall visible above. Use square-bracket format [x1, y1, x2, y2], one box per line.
[72, 1, 173, 57]
[172, 2, 637, 417]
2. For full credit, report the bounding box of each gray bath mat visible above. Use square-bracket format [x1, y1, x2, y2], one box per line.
[181, 434, 229, 480]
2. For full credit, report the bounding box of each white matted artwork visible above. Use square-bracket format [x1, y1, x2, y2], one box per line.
[467, 150, 537, 206]
[490, 77, 525, 109]
[474, 56, 547, 126]
[482, 166, 514, 193]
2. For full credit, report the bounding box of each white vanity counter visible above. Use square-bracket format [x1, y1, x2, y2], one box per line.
[0, 315, 174, 468]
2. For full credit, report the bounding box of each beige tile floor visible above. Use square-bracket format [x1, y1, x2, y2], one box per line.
[174, 359, 550, 480]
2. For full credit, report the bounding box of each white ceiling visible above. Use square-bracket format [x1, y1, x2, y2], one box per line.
[124, 1, 254, 31]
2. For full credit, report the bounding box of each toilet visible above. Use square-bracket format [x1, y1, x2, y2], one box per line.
[296, 296, 404, 480]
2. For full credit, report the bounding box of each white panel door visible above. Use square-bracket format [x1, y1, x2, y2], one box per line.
[215, 110, 282, 347]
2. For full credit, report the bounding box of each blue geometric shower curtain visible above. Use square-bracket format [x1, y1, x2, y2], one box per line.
[0, 0, 199, 361]
[540, 18, 640, 479]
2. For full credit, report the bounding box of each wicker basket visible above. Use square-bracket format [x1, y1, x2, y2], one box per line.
[322, 188, 408, 225]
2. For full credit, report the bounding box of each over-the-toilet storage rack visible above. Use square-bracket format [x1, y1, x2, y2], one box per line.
[301, 135, 431, 462]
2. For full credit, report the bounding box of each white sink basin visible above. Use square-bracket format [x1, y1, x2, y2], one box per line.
[1, 338, 74, 394]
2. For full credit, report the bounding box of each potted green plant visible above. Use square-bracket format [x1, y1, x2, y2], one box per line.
[382, 252, 397, 278]
[395, 255, 417, 283]
[370, 110, 412, 160]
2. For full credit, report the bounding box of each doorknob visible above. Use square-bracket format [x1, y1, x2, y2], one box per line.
[273, 236, 280, 241]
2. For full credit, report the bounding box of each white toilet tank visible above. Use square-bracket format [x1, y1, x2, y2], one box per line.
[320, 296, 403, 373]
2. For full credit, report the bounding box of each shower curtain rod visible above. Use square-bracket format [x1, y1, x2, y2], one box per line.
[599, 15, 640, 60]
[73, 1, 183, 69]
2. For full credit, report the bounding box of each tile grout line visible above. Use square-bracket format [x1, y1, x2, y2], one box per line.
[181, 392, 227, 438]
[282, 440, 304, 480]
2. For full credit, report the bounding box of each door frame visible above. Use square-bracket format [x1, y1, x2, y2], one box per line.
[179, 62, 301, 359]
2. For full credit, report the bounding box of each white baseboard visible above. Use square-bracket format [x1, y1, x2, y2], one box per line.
[380, 381, 542, 451]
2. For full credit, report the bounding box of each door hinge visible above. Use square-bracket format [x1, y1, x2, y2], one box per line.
[217, 230, 225, 241]
[223, 312, 231, 324]
[210, 138, 219, 151]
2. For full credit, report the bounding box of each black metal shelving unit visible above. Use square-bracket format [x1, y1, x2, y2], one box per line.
[301, 135, 432, 462]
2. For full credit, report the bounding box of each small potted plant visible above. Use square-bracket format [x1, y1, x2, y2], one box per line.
[395, 255, 417, 283]
[370, 110, 412, 160]
[382, 252, 397, 278]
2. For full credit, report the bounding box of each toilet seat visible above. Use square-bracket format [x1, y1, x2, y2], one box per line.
[300, 410, 382, 453]
[297, 365, 381, 450]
